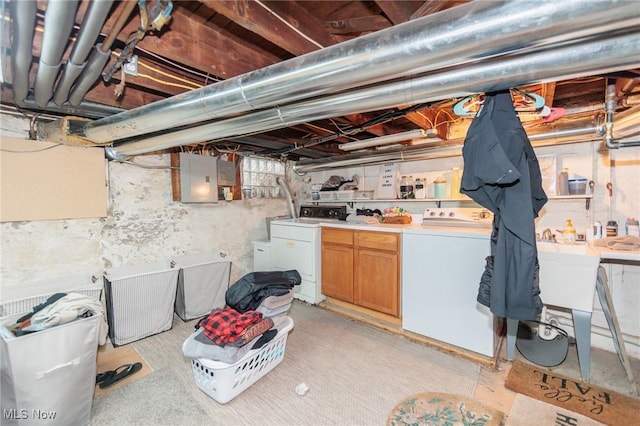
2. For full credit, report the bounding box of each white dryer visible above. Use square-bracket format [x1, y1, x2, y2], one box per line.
[402, 208, 500, 358]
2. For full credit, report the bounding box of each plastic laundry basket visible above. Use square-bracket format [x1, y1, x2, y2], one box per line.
[191, 315, 293, 403]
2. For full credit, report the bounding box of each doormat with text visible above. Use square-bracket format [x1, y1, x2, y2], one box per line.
[505, 359, 640, 425]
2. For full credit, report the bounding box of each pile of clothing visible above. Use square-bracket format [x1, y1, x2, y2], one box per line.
[1, 292, 108, 345]
[182, 270, 299, 364]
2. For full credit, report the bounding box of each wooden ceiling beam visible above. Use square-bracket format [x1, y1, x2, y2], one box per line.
[539, 83, 557, 108]
[102, 6, 281, 80]
[323, 15, 390, 34]
[200, 0, 337, 55]
[374, 1, 418, 24]
[404, 108, 451, 140]
[411, 0, 471, 19]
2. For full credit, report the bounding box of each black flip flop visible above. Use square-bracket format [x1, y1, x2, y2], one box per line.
[95, 370, 115, 386]
[98, 362, 143, 389]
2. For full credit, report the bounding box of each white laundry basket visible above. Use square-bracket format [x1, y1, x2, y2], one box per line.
[172, 251, 232, 321]
[0, 285, 103, 425]
[103, 260, 180, 346]
[191, 315, 293, 403]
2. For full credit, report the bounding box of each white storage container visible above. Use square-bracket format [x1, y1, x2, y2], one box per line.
[0, 274, 102, 317]
[191, 316, 293, 404]
[103, 260, 179, 346]
[0, 288, 103, 425]
[252, 240, 273, 271]
[172, 251, 232, 321]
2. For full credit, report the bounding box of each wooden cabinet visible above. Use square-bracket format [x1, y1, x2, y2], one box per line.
[321, 227, 400, 317]
[321, 228, 354, 302]
[354, 232, 399, 316]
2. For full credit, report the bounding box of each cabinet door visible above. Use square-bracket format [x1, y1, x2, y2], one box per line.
[354, 248, 399, 316]
[321, 243, 354, 302]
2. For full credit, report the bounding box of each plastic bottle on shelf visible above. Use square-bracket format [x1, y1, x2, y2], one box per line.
[450, 167, 462, 198]
[626, 218, 640, 237]
[399, 176, 414, 199]
[593, 221, 603, 239]
[563, 219, 576, 243]
[414, 177, 425, 199]
[606, 220, 618, 237]
[558, 168, 569, 195]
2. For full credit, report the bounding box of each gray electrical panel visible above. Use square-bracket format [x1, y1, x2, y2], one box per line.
[217, 158, 237, 186]
[179, 153, 218, 203]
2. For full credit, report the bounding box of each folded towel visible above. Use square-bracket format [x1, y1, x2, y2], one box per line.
[346, 213, 379, 224]
[593, 235, 640, 251]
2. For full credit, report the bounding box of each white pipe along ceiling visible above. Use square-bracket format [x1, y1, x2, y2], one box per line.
[24, 0, 640, 162]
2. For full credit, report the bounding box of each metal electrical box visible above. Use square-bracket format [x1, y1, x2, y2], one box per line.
[179, 153, 218, 203]
[217, 158, 236, 186]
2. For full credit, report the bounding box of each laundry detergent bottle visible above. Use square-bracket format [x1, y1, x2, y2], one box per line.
[563, 219, 576, 243]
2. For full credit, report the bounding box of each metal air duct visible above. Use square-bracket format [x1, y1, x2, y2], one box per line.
[83, 0, 640, 144]
[33, 0, 80, 107]
[105, 30, 640, 159]
[10, 0, 36, 107]
[53, 0, 113, 106]
[292, 108, 640, 173]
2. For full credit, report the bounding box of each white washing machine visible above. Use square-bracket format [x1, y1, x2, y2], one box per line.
[270, 205, 346, 304]
[270, 218, 323, 304]
[402, 207, 500, 358]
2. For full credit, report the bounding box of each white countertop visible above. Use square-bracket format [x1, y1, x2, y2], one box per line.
[276, 218, 491, 237]
[272, 218, 640, 262]
[589, 244, 640, 262]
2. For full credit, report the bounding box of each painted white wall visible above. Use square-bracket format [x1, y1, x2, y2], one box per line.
[291, 142, 640, 357]
[0, 113, 290, 299]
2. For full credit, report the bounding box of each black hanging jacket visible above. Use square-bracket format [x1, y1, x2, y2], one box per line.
[460, 90, 547, 321]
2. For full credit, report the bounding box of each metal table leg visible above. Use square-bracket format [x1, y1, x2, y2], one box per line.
[571, 309, 592, 381]
[596, 266, 638, 396]
[506, 318, 518, 360]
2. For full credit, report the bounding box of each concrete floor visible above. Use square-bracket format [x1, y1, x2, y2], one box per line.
[476, 336, 640, 416]
[320, 297, 640, 413]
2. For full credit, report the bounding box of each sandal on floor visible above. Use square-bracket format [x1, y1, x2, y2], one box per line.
[98, 362, 143, 389]
[95, 370, 115, 386]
